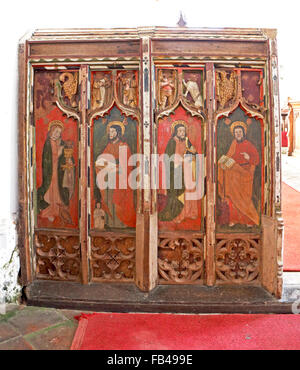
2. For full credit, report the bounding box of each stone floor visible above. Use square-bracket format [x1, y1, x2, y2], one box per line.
[0, 304, 87, 350]
[282, 152, 300, 191]
[0, 152, 299, 350]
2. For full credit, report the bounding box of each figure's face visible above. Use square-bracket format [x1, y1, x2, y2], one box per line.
[50, 126, 62, 140]
[234, 127, 244, 142]
[176, 126, 186, 139]
[109, 127, 118, 140]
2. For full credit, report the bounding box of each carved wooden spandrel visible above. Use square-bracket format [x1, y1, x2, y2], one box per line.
[215, 68, 266, 118]
[157, 69, 177, 111]
[156, 67, 205, 120]
[158, 237, 204, 283]
[215, 237, 260, 283]
[54, 71, 81, 118]
[216, 69, 238, 111]
[182, 70, 203, 111]
[35, 232, 81, 281]
[241, 70, 267, 115]
[117, 71, 138, 109]
[91, 71, 113, 112]
[88, 69, 140, 127]
[91, 235, 135, 282]
[59, 72, 79, 108]
[34, 71, 56, 122]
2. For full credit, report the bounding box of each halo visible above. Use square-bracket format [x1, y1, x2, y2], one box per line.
[48, 120, 64, 131]
[171, 120, 187, 134]
[106, 120, 125, 136]
[230, 121, 247, 135]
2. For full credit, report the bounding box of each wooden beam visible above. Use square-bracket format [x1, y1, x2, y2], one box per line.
[205, 62, 216, 286]
[135, 34, 158, 292]
[18, 39, 33, 286]
[79, 65, 89, 284]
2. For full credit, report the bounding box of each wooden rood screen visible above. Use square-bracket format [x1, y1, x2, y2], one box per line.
[18, 27, 283, 311]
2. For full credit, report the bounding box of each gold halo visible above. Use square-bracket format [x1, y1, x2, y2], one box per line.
[48, 120, 64, 131]
[106, 121, 125, 136]
[171, 120, 187, 134]
[230, 121, 247, 135]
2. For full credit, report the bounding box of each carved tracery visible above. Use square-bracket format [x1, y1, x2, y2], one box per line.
[215, 238, 260, 283]
[35, 233, 81, 281]
[158, 237, 204, 283]
[91, 235, 135, 281]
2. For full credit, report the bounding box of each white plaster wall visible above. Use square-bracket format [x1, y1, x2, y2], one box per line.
[1, 0, 299, 302]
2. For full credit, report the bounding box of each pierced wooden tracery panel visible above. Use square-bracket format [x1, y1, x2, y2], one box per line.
[35, 232, 81, 281]
[215, 237, 260, 283]
[158, 237, 204, 283]
[91, 235, 135, 282]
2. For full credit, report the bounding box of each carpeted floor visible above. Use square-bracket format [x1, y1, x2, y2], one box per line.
[283, 182, 300, 271]
[71, 312, 300, 350]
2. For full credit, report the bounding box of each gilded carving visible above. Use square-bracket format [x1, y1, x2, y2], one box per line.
[216, 238, 259, 282]
[158, 237, 204, 283]
[59, 72, 79, 108]
[91, 236, 135, 281]
[35, 233, 80, 281]
[216, 70, 237, 110]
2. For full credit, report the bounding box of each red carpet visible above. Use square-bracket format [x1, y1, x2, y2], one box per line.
[283, 182, 300, 271]
[71, 313, 300, 350]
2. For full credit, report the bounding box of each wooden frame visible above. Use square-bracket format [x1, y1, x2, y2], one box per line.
[18, 27, 283, 312]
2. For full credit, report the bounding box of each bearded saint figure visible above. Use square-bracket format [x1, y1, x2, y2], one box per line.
[159, 120, 199, 224]
[218, 120, 260, 227]
[95, 121, 136, 229]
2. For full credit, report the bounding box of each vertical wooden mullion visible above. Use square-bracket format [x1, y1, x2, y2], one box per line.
[267, 30, 283, 298]
[18, 38, 33, 286]
[79, 65, 89, 284]
[135, 31, 158, 291]
[205, 62, 216, 286]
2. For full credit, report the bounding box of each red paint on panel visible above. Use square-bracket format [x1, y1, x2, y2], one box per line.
[158, 105, 203, 231]
[36, 106, 78, 229]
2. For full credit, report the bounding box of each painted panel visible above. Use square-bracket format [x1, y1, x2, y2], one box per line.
[157, 107, 204, 231]
[216, 106, 264, 232]
[91, 106, 138, 230]
[34, 70, 79, 229]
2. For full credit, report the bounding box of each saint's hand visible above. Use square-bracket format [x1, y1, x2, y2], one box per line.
[241, 152, 250, 161]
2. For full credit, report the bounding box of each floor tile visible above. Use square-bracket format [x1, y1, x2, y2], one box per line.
[0, 336, 34, 350]
[0, 322, 20, 342]
[8, 307, 67, 335]
[25, 321, 77, 350]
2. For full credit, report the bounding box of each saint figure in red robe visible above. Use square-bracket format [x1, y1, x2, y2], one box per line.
[218, 121, 260, 227]
[95, 121, 136, 229]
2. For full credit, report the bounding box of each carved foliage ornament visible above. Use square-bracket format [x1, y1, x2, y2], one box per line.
[216, 70, 237, 110]
[35, 233, 80, 281]
[215, 68, 266, 118]
[216, 238, 260, 282]
[91, 236, 135, 281]
[55, 70, 81, 120]
[158, 237, 204, 283]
